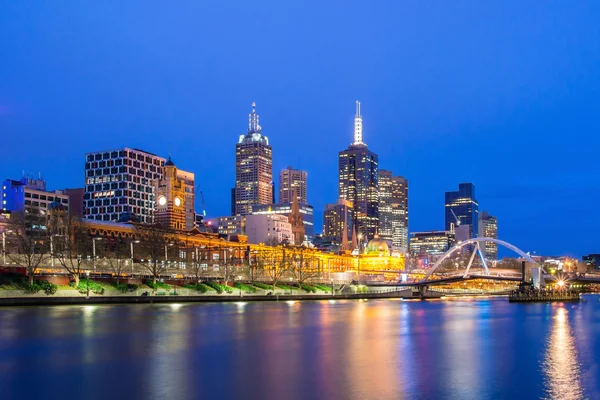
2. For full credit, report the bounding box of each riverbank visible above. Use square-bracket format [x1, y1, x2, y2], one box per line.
[0, 289, 443, 306]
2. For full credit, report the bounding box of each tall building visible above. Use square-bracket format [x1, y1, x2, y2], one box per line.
[478, 211, 498, 260]
[323, 199, 353, 249]
[234, 102, 273, 216]
[207, 216, 245, 236]
[338, 101, 379, 241]
[1, 177, 70, 216]
[409, 230, 456, 259]
[245, 214, 292, 245]
[378, 171, 409, 251]
[279, 166, 307, 204]
[445, 183, 479, 237]
[252, 202, 314, 240]
[155, 157, 195, 231]
[84, 148, 165, 223]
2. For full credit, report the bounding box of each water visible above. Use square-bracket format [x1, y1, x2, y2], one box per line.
[1, 297, 599, 400]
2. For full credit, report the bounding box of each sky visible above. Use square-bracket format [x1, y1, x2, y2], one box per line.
[1, 1, 599, 257]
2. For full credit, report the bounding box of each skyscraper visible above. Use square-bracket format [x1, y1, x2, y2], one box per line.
[279, 166, 307, 204]
[323, 199, 354, 250]
[478, 211, 498, 260]
[379, 170, 409, 251]
[234, 103, 273, 216]
[444, 182, 479, 237]
[84, 148, 165, 223]
[338, 101, 379, 241]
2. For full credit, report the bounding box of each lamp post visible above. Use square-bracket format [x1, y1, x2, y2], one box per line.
[130, 239, 140, 276]
[331, 278, 334, 297]
[357, 233, 363, 286]
[85, 270, 90, 299]
[1, 230, 6, 266]
[92, 237, 102, 275]
[237, 275, 242, 297]
[289, 277, 293, 296]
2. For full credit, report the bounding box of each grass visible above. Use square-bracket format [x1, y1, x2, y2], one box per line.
[205, 281, 233, 294]
[183, 283, 215, 293]
[313, 284, 333, 293]
[145, 280, 171, 290]
[233, 283, 257, 293]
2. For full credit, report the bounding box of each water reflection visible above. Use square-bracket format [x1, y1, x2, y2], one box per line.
[543, 307, 583, 400]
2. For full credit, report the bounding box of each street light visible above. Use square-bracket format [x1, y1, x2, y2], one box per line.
[357, 233, 363, 285]
[289, 277, 293, 296]
[130, 239, 140, 276]
[92, 237, 103, 275]
[330, 278, 334, 297]
[85, 270, 90, 299]
[237, 275, 242, 297]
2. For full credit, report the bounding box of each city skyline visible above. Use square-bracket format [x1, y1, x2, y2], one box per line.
[1, 1, 599, 257]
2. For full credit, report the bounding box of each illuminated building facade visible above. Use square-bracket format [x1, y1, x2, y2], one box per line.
[478, 211, 498, 260]
[245, 214, 292, 245]
[338, 101, 379, 241]
[444, 182, 478, 237]
[378, 171, 408, 251]
[155, 157, 195, 231]
[409, 230, 456, 259]
[323, 199, 353, 249]
[207, 215, 245, 236]
[279, 166, 307, 204]
[84, 148, 165, 223]
[252, 202, 314, 240]
[234, 103, 273, 216]
[1, 177, 70, 216]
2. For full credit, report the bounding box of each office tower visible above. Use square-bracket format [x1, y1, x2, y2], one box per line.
[445, 182, 479, 236]
[155, 157, 195, 231]
[323, 199, 354, 249]
[478, 211, 498, 260]
[338, 101, 379, 241]
[409, 230, 456, 259]
[84, 148, 165, 223]
[1, 177, 70, 215]
[252, 202, 314, 240]
[245, 214, 293, 245]
[378, 171, 409, 251]
[279, 166, 307, 204]
[234, 102, 273, 216]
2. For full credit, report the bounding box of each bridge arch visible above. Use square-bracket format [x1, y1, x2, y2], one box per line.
[421, 238, 540, 282]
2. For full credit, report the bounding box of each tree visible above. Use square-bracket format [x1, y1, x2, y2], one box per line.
[103, 238, 130, 284]
[5, 208, 49, 285]
[189, 246, 209, 284]
[243, 249, 266, 283]
[53, 215, 92, 286]
[135, 223, 175, 285]
[289, 248, 321, 288]
[219, 248, 239, 285]
[266, 247, 288, 291]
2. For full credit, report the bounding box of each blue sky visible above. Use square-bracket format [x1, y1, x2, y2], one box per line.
[1, 1, 599, 257]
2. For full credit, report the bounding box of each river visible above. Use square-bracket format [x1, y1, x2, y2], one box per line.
[1, 296, 599, 399]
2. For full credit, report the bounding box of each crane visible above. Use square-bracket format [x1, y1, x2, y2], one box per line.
[196, 184, 207, 217]
[450, 209, 461, 233]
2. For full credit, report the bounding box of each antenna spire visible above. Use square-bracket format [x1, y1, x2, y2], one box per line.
[353, 100, 363, 145]
[248, 102, 261, 133]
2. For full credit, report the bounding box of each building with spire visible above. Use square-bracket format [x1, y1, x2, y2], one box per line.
[338, 101, 379, 242]
[288, 195, 306, 245]
[233, 102, 273, 216]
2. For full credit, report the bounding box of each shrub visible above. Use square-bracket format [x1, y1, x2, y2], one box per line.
[301, 284, 317, 293]
[253, 282, 272, 290]
[145, 280, 170, 290]
[37, 280, 58, 295]
[314, 284, 333, 293]
[77, 279, 104, 295]
[183, 283, 212, 293]
[205, 281, 223, 294]
[112, 282, 138, 293]
[25, 283, 41, 294]
[277, 284, 294, 291]
[234, 283, 257, 293]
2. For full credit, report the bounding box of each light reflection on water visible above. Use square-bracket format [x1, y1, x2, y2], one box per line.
[0, 298, 598, 399]
[543, 307, 583, 400]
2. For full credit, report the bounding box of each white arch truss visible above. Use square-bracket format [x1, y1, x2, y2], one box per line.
[421, 238, 541, 282]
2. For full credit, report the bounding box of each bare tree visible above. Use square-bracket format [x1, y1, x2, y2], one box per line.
[243, 249, 266, 283]
[289, 248, 320, 289]
[135, 223, 174, 285]
[266, 247, 288, 291]
[103, 238, 130, 284]
[189, 246, 209, 285]
[53, 216, 92, 286]
[219, 248, 239, 285]
[5, 208, 49, 285]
